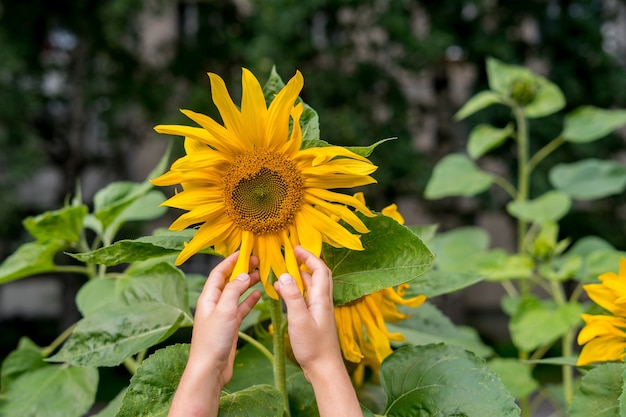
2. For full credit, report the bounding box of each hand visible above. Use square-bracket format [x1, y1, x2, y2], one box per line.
[168, 252, 261, 417]
[273, 245, 343, 377]
[273, 246, 363, 417]
[189, 252, 262, 385]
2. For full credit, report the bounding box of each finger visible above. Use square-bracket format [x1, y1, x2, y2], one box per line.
[294, 246, 332, 303]
[219, 273, 257, 308]
[274, 273, 309, 322]
[237, 289, 262, 319]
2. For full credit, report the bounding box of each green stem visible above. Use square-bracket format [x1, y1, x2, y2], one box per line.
[519, 351, 531, 417]
[513, 105, 530, 257]
[124, 357, 139, 375]
[562, 328, 575, 406]
[269, 296, 291, 417]
[54, 265, 92, 277]
[527, 136, 565, 174]
[238, 331, 274, 365]
[42, 323, 77, 357]
[490, 174, 518, 199]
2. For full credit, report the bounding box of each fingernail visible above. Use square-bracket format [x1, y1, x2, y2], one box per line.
[279, 274, 295, 285]
[235, 273, 250, 282]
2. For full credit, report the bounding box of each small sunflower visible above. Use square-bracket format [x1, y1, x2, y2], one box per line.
[577, 257, 626, 366]
[334, 196, 426, 383]
[152, 69, 377, 298]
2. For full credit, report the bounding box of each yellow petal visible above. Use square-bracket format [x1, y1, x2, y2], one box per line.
[381, 203, 405, 225]
[175, 217, 232, 265]
[230, 230, 255, 280]
[294, 211, 323, 257]
[181, 109, 245, 154]
[307, 188, 374, 217]
[577, 335, 626, 366]
[208, 72, 246, 141]
[267, 71, 304, 149]
[305, 194, 369, 234]
[240, 68, 268, 147]
[301, 204, 363, 250]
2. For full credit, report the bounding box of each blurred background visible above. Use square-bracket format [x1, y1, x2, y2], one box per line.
[1, 0, 626, 400]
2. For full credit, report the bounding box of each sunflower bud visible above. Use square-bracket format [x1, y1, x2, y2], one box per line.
[509, 77, 538, 106]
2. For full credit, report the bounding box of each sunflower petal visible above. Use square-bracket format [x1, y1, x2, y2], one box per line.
[241, 68, 268, 147]
[268, 71, 304, 149]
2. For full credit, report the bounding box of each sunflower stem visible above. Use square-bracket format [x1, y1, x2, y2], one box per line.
[269, 295, 291, 417]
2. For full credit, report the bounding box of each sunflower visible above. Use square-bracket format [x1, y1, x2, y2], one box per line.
[577, 257, 626, 366]
[151, 69, 377, 298]
[334, 195, 426, 383]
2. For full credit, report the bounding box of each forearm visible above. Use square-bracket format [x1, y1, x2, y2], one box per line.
[168, 365, 222, 417]
[305, 360, 363, 417]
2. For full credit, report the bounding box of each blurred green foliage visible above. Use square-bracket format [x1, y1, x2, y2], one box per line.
[1, 0, 625, 251]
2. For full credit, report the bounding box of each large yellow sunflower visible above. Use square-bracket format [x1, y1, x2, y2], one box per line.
[151, 69, 377, 298]
[334, 196, 426, 383]
[577, 257, 626, 366]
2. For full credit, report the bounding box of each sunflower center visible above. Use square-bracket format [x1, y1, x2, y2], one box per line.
[223, 149, 304, 234]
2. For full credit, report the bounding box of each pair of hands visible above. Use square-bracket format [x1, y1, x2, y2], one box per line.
[169, 246, 362, 417]
[188, 245, 341, 388]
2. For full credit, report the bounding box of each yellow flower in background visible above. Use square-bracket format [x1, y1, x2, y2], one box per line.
[152, 69, 377, 297]
[577, 258, 626, 366]
[335, 193, 426, 383]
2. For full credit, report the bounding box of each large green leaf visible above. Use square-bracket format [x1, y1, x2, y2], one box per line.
[117, 344, 188, 417]
[220, 385, 285, 417]
[506, 191, 572, 223]
[380, 344, 519, 417]
[562, 106, 626, 143]
[324, 214, 434, 305]
[488, 358, 539, 399]
[549, 158, 626, 200]
[424, 153, 493, 199]
[388, 303, 493, 357]
[0, 365, 98, 417]
[430, 226, 490, 272]
[404, 270, 485, 298]
[0, 240, 66, 284]
[563, 236, 620, 282]
[509, 297, 583, 352]
[569, 362, 623, 417]
[47, 302, 184, 367]
[69, 229, 218, 266]
[486, 57, 565, 118]
[455, 90, 504, 120]
[0, 337, 46, 389]
[23, 205, 88, 243]
[467, 123, 513, 159]
[103, 190, 167, 244]
[476, 250, 534, 281]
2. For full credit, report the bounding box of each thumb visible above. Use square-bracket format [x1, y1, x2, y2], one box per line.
[274, 273, 308, 318]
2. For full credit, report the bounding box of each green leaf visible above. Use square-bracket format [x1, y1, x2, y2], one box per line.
[23, 205, 88, 243]
[431, 226, 490, 272]
[70, 229, 219, 266]
[467, 123, 513, 159]
[549, 158, 626, 200]
[346, 137, 395, 158]
[569, 362, 623, 417]
[562, 106, 626, 143]
[380, 344, 519, 417]
[509, 297, 583, 352]
[404, 269, 485, 298]
[489, 358, 539, 399]
[117, 344, 189, 417]
[477, 251, 534, 281]
[0, 365, 98, 417]
[0, 240, 66, 284]
[506, 191, 572, 223]
[103, 190, 167, 243]
[407, 224, 438, 245]
[219, 385, 285, 417]
[75, 278, 119, 316]
[388, 303, 493, 357]
[1, 337, 46, 389]
[424, 153, 493, 199]
[47, 302, 184, 367]
[324, 214, 434, 305]
[121, 262, 193, 324]
[455, 90, 504, 120]
[486, 57, 565, 118]
[93, 181, 153, 231]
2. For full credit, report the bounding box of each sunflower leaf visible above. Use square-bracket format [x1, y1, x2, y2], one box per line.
[424, 153, 493, 199]
[549, 158, 626, 200]
[562, 106, 626, 143]
[0, 240, 67, 284]
[47, 302, 184, 367]
[455, 90, 504, 120]
[488, 358, 539, 399]
[325, 214, 435, 305]
[0, 365, 98, 417]
[380, 344, 520, 417]
[23, 205, 88, 243]
[569, 362, 623, 417]
[506, 190, 572, 223]
[346, 137, 395, 158]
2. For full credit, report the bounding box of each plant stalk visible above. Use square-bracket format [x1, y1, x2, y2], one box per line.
[269, 295, 291, 417]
